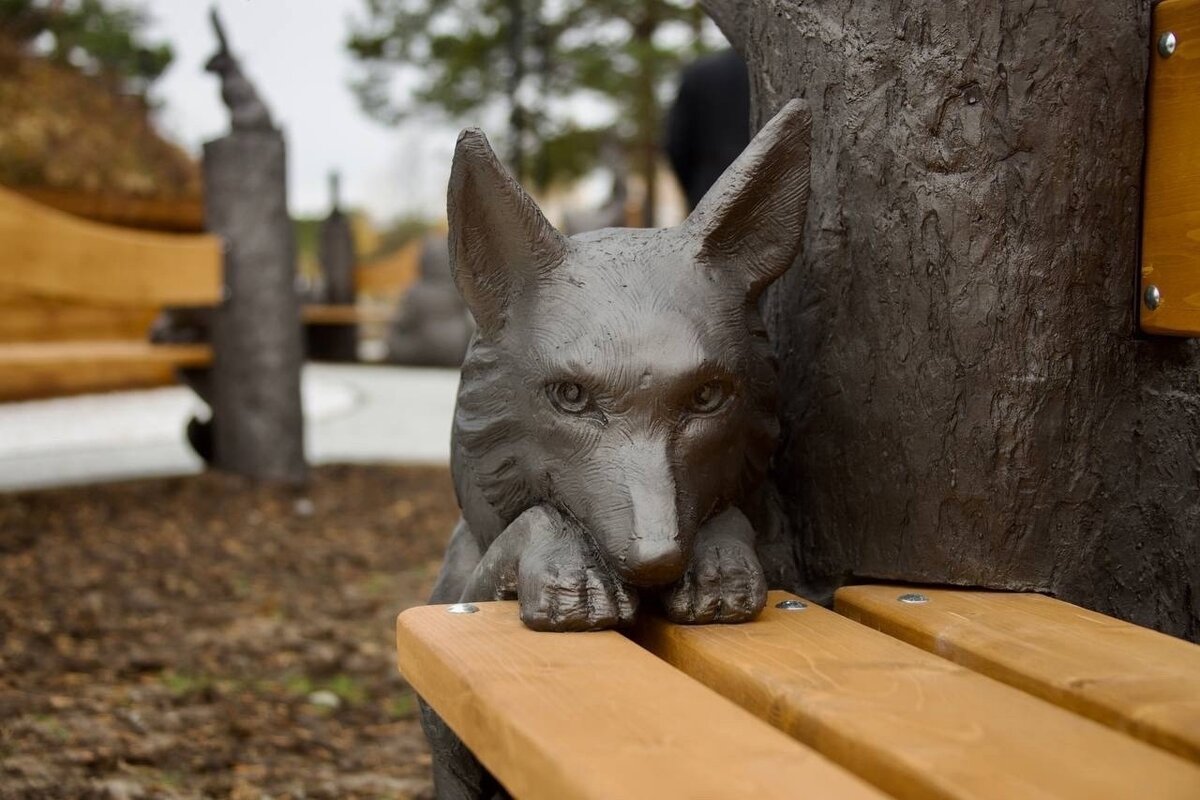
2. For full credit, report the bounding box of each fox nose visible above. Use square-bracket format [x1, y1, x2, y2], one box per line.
[623, 538, 686, 587]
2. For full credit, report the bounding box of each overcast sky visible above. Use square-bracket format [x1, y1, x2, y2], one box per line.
[143, 0, 458, 223]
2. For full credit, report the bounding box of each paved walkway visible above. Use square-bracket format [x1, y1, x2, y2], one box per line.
[0, 364, 460, 491]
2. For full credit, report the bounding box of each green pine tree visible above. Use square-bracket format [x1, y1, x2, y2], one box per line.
[347, 0, 718, 225]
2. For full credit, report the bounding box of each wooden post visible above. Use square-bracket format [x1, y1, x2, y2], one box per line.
[308, 172, 358, 362]
[704, 0, 1199, 639]
[203, 130, 306, 484]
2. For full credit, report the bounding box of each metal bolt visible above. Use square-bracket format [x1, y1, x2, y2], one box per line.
[447, 603, 479, 614]
[775, 599, 808, 611]
[1159, 31, 1178, 58]
[898, 593, 929, 605]
[1144, 284, 1162, 310]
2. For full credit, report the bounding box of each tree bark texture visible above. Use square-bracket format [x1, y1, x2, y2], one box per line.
[203, 131, 307, 484]
[703, 0, 1199, 638]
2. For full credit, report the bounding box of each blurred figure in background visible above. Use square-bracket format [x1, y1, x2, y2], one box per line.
[664, 48, 750, 211]
[385, 233, 474, 367]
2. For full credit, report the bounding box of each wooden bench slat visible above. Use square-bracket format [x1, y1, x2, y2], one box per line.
[1141, 0, 1200, 335]
[396, 601, 886, 800]
[0, 287, 160, 344]
[835, 585, 1200, 763]
[0, 341, 212, 366]
[356, 238, 421, 297]
[302, 304, 391, 325]
[0, 186, 222, 308]
[635, 591, 1200, 800]
[0, 341, 212, 401]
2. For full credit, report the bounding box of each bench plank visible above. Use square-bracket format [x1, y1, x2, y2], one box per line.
[1141, 0, 1200, 335]
[0, 287, 159, 344]
[635, 591, 1200, 800]
[396, 601, 885, 800]
[302, 304, 391, 325]
[0, 341, 212, 401]
[836, 585, 1200, 763]
[0, 186, 221, 308]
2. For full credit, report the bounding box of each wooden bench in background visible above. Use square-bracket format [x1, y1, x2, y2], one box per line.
[0, 185, 222, 401]
[398, 586, 1200, 799]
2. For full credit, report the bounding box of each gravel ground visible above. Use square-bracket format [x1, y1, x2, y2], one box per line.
[0, 464, 459, 799]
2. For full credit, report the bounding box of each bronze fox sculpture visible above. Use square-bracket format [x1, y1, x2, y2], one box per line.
[422, 98, 810, 798]
[430, 99, 811, 631]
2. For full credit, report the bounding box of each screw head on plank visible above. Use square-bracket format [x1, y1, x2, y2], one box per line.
[898, 593, 930, 605]
[1144, 284, 1161, 310]
[447, 603, 479, 614]
[1159, 32, 1177, 58]
[775, 599, 808, 611]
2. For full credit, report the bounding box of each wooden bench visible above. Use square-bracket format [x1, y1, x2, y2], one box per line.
[301, 303, 392, 326]
[0, 185, 222, 401]
[398, 587, 1200, 799]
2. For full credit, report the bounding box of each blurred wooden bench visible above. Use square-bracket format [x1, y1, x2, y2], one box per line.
[398, 587, 1200, 799]
[0, 186, 222, 401]
[301, 303, 392, 326]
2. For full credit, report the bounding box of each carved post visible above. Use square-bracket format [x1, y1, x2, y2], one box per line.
[308, 172, 359, 362]
[319, 173, 356, 304]
[202, 10, 306, 483]
[704, 0, 1199, 638]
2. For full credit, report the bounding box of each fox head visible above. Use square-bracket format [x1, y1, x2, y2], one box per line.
[451, 100, 810, 587]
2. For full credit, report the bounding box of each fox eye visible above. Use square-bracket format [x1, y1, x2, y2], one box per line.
[689, 381, 729, 414]
[548, 381, 590, 414]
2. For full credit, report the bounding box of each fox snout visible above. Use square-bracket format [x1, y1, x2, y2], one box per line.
[588, 437, 689, 587]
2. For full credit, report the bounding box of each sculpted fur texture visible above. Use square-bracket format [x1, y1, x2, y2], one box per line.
[428, 99, 811, 633]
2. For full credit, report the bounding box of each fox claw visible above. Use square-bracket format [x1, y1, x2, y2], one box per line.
[663, 510, 767, 624]
[517, 508, 638, 632]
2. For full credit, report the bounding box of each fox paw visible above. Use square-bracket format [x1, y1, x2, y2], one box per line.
[517, 510, 638, 632]
[663, 526, 766, 625]
[519, 561, 639, 632]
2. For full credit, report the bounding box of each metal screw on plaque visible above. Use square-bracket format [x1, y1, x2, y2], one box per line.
[775, 599, 808, 611]
[447, 603, 479, 614]
[898, 593, 929, 605]
[1159, 31, 1177, 58]
[1144, 284, 1161, 310]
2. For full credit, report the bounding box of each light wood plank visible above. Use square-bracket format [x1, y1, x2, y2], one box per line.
[836, 585, 1200, 762]
[11, 187, 205, 233]
[396, 600, 886, 800]
[0, 341, 211, 401]
[356, 238, 421, 297]
[1141, 0, 1200, 335]
[302, 304, 391, 325]
[0, 186, 221, 308]
[635, 591, 1200, 800]
[0, 288, 158, 344]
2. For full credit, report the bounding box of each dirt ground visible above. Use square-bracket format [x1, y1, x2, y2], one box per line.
[0, 464, 460, 800]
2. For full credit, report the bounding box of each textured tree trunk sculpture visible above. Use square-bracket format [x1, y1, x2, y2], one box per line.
[201, 9, 306, 484]
[204, 133, 307, 484]
[703, 0, 1199, 638]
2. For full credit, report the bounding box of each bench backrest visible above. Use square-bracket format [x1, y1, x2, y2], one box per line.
[0, 185, 221, 329]
[0, 186, 223, 399]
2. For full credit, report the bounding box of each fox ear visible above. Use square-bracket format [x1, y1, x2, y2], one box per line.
[684, 99, 811, 301]
[448, 128, 567, 334]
